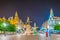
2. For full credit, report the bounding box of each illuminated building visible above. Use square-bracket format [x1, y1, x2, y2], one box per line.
[42, 8, 60, 30]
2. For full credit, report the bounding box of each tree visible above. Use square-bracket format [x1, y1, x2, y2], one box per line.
[0, 21, 4, 33]
[0, 20, 16, 32]
[6, 24, 16, 32]
[54, 24, 60, 30]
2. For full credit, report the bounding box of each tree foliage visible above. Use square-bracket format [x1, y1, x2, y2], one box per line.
[6, 24, 16, 32]
[54, 24, 60, 30]
[0, 20, 16, 32]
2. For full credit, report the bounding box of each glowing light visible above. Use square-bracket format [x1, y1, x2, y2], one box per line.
[3, 23, 7, 27]
[48, 25, 49, 29]
[59, 22, 60, 24]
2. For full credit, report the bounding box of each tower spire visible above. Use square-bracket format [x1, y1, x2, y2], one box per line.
[27, 16, 30, 24]
[15, 11, 18, 17]
[50, 8, 54, 18]
[14, 11, 19, 20]
[14, 11, 19, 24]
[34, 22, 36, 27]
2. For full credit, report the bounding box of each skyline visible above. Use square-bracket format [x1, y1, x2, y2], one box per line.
[0, 0, 60, 27]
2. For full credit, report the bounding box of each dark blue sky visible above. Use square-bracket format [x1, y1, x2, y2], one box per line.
[0, 0, 60, 27]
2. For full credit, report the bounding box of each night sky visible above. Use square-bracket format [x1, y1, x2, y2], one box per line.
[0, 0, 60, 27]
